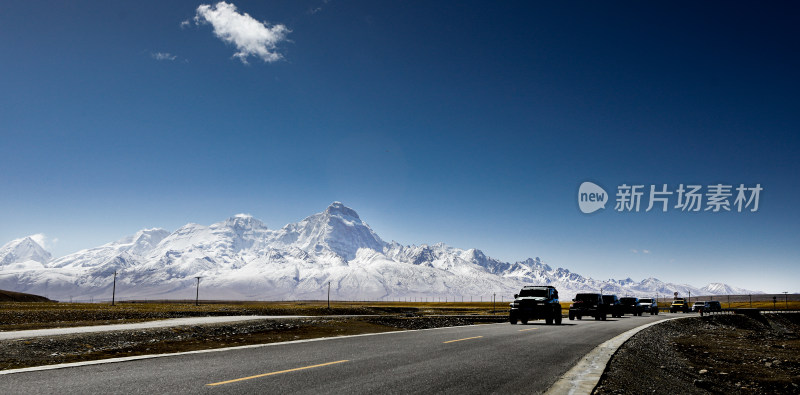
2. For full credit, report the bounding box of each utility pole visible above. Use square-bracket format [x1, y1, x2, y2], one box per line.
[749, 294, 752, 307]
[195, 276, 202, 306]
[493, 293, 496, 315]
[112, 271, 117, 306]
[327, 281, 331, 309]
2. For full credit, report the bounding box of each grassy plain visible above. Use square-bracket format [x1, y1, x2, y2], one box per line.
[0, 300, 511, 331]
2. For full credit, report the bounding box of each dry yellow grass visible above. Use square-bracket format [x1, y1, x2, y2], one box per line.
[0, 300, 511, 330]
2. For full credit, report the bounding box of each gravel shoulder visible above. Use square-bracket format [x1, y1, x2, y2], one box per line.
[0, 315, 505, 371]
[594, 313, 800, 394]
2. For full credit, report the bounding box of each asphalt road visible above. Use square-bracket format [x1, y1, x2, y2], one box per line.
[0, 314, 673, 394]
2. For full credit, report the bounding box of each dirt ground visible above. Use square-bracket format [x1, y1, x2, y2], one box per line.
[0, 315, 505, 371]
[594, 313, 800, 394]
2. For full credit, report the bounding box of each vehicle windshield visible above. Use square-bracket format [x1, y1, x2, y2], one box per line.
[620, 298, 637, 304]
[575, 294, 598, 302]
[602, 296, 616, 303]
[518, 288, 549, 298]
[639, 299, 653, 303]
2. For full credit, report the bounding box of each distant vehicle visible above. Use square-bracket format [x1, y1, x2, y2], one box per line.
[509, 285, 563, 325]
[619, 297, 644, 316]
[670, 298, 690, 313]
[569, 293, 607, 321]
[692, 301, 709, 312]
[638, 298, 659, 315]
[706, 301, 722, 312]
[602, 294, 623, 318]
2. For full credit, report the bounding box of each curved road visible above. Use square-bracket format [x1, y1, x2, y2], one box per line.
[0, 314, 673, 394]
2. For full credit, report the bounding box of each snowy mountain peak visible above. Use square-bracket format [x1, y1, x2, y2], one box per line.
[223, 214, 267, 230]
[127, 228, 171, 255]
[269, 202, 385, 261]
[325, 201, 361, 220]
[0, 235, 52, 266]
[701, 282, 754, 295]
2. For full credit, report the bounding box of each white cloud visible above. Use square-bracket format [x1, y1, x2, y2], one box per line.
[631, 249, 638, 254]
[151, 52, 177, 61]
[194, 2, 290, 64]
[309, 0, 331, 15]
[642, 249, 651, 254]
[29, 233, 57, 249]
[180, 19, 191, 29]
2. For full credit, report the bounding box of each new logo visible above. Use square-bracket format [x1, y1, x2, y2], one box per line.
[578, 182, 608, 214]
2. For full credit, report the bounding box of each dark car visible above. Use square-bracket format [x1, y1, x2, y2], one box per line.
[602, 294, 622, 318]
[638, 298, 659, 315]
[569, 293, 607, 321]
[693, 300, 722, 312]
[619, 297, 644, 316]
[509, 285, 563, 325]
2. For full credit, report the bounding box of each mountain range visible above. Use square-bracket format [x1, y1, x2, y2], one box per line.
[0, 202, 761, 302]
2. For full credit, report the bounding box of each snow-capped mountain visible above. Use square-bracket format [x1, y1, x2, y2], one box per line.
[700, 283, 754, 296]
[0, 202, 761, 301]
[0, 236, 52, 269]
[266, 202, 386, 261]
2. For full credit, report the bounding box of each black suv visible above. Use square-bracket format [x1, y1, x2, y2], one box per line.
[509, 286, 563, 325]
[602, 294, 623, 318]
[619, 297, 644, 316]
[569, 293, 607, 321]
[638, 298, 659, 315]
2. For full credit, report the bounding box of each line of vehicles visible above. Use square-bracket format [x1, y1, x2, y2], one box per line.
[668, 298, 722, 313]
[508, 285, 721, 325]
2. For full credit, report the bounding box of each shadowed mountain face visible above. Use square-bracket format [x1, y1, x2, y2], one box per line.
[0, 203, 761, 301]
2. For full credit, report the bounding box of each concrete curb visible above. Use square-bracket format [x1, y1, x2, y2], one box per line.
[544, 316, 685, 395]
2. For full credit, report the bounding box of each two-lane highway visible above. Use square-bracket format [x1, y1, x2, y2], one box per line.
[0, 314, 674, 394]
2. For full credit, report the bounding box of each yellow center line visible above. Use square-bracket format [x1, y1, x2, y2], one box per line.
[443, 335, 484, 344]
[518, 328, 539, 332]
[206, 360, 349, 387]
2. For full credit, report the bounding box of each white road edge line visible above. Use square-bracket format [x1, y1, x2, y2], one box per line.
[0, 322, 506, 376]
[544, 316, 687, 395]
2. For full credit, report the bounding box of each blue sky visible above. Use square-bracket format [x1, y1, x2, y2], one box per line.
[1, 1, 798, 293]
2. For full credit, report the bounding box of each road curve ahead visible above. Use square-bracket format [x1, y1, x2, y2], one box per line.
[0, 314, 674, 394]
